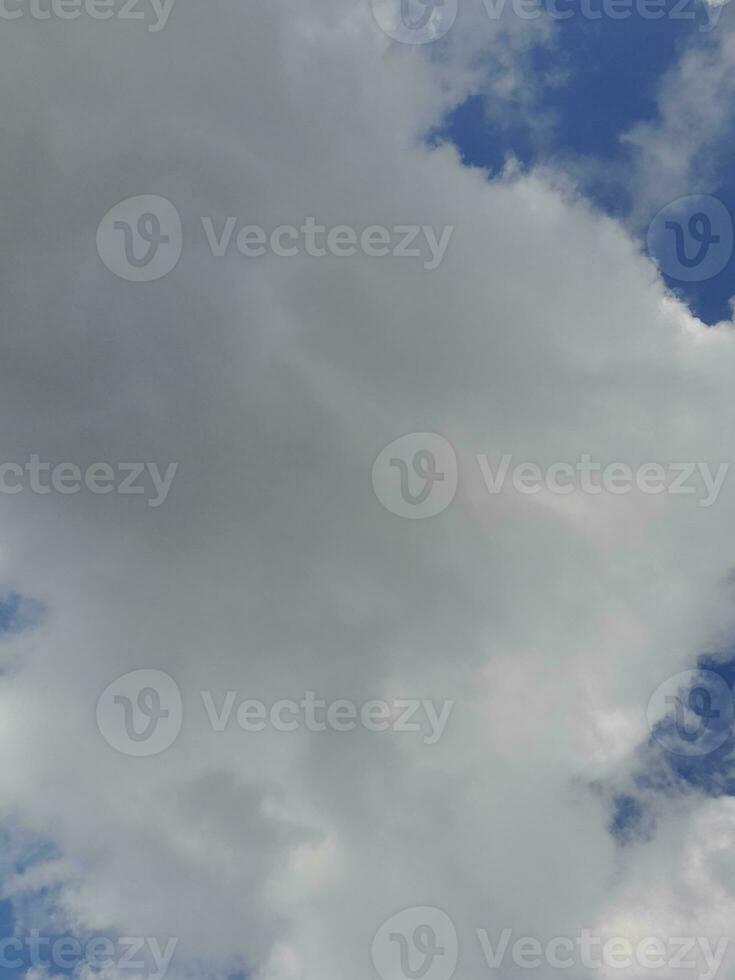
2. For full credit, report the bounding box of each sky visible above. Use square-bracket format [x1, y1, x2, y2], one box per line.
[431, 1, 735, 321]
[1, 2, 735, 980]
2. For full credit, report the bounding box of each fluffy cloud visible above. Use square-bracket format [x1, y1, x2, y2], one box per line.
[624, 25, 735, 226]
[0, 3, 732, 980]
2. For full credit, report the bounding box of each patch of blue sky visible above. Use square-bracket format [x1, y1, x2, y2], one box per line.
[607, 655, 735, 845]
[430, 4, 735, 321]
[0, 593, 44, 636]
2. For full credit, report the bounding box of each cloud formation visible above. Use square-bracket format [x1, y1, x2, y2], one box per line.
[0, 3, 734, 980]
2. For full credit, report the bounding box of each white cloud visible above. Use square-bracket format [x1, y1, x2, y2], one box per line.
[0, 3, 732, 980]
[624, 22, 735, 224]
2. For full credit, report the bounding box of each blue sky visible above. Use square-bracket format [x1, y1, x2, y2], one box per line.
[432, 1, 735, 322]
[0, 598, 46, 980]
[610, 654, 735, 844]
[0, 595, 43, 637]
